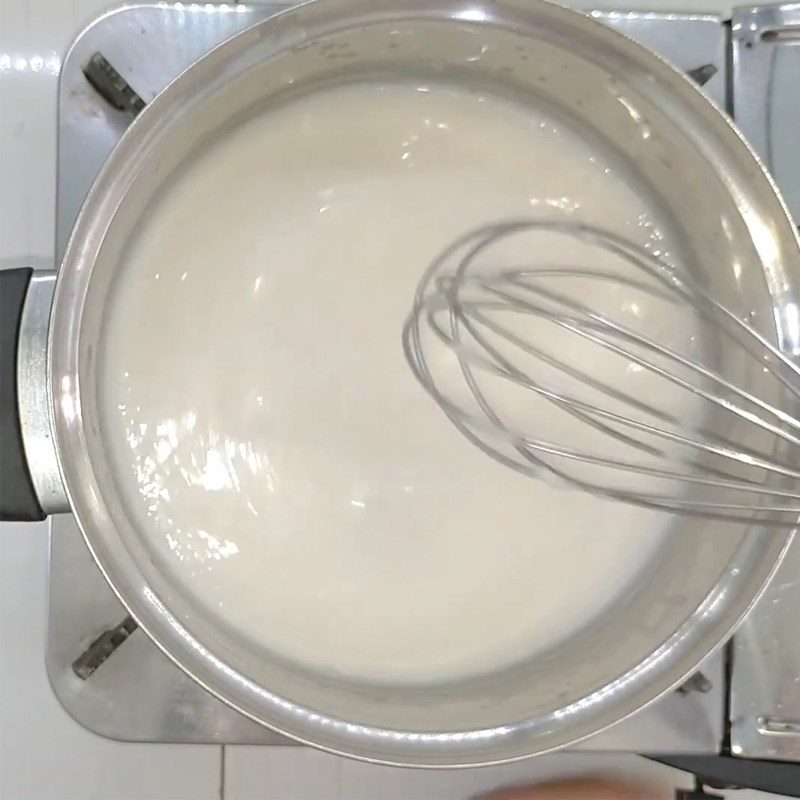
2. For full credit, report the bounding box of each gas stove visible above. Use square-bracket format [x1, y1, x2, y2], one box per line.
[45, 0, 800, 770]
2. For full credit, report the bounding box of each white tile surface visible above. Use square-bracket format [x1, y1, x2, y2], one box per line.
[225, 747, 343, 800]
[0, 0, 790, 798]
[223, 749, 696, 799]
[224, 748, 800, 800]
[336, 755, 689, 800]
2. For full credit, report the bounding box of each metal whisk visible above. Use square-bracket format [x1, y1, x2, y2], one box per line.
[402, 219, 800, 527]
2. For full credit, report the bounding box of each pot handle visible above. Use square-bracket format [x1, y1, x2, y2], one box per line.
[1, 268, 44, 520]
[1, 268, 67, 521]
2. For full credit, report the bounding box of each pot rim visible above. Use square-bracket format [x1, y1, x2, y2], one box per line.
[47, 0, 800, 765]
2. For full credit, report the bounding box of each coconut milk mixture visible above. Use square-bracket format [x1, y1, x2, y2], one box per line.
[98, 81, 696, 682]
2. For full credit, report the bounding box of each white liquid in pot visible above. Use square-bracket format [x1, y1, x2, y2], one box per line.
[98, 81, 698, 682]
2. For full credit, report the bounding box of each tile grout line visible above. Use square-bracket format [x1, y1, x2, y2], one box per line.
[219, 744, 226, 800]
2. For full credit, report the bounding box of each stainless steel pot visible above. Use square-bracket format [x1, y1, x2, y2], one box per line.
[1, 0, 798, 767]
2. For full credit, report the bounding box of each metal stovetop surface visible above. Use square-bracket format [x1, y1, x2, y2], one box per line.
[46, 1, 798, 758]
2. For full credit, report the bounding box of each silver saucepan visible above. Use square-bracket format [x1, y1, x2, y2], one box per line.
[1, 0, 798, 766]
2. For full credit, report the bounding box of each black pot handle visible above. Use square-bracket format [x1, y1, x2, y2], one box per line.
[651, 755, 800, 798]
[1, 268, 45, 521]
